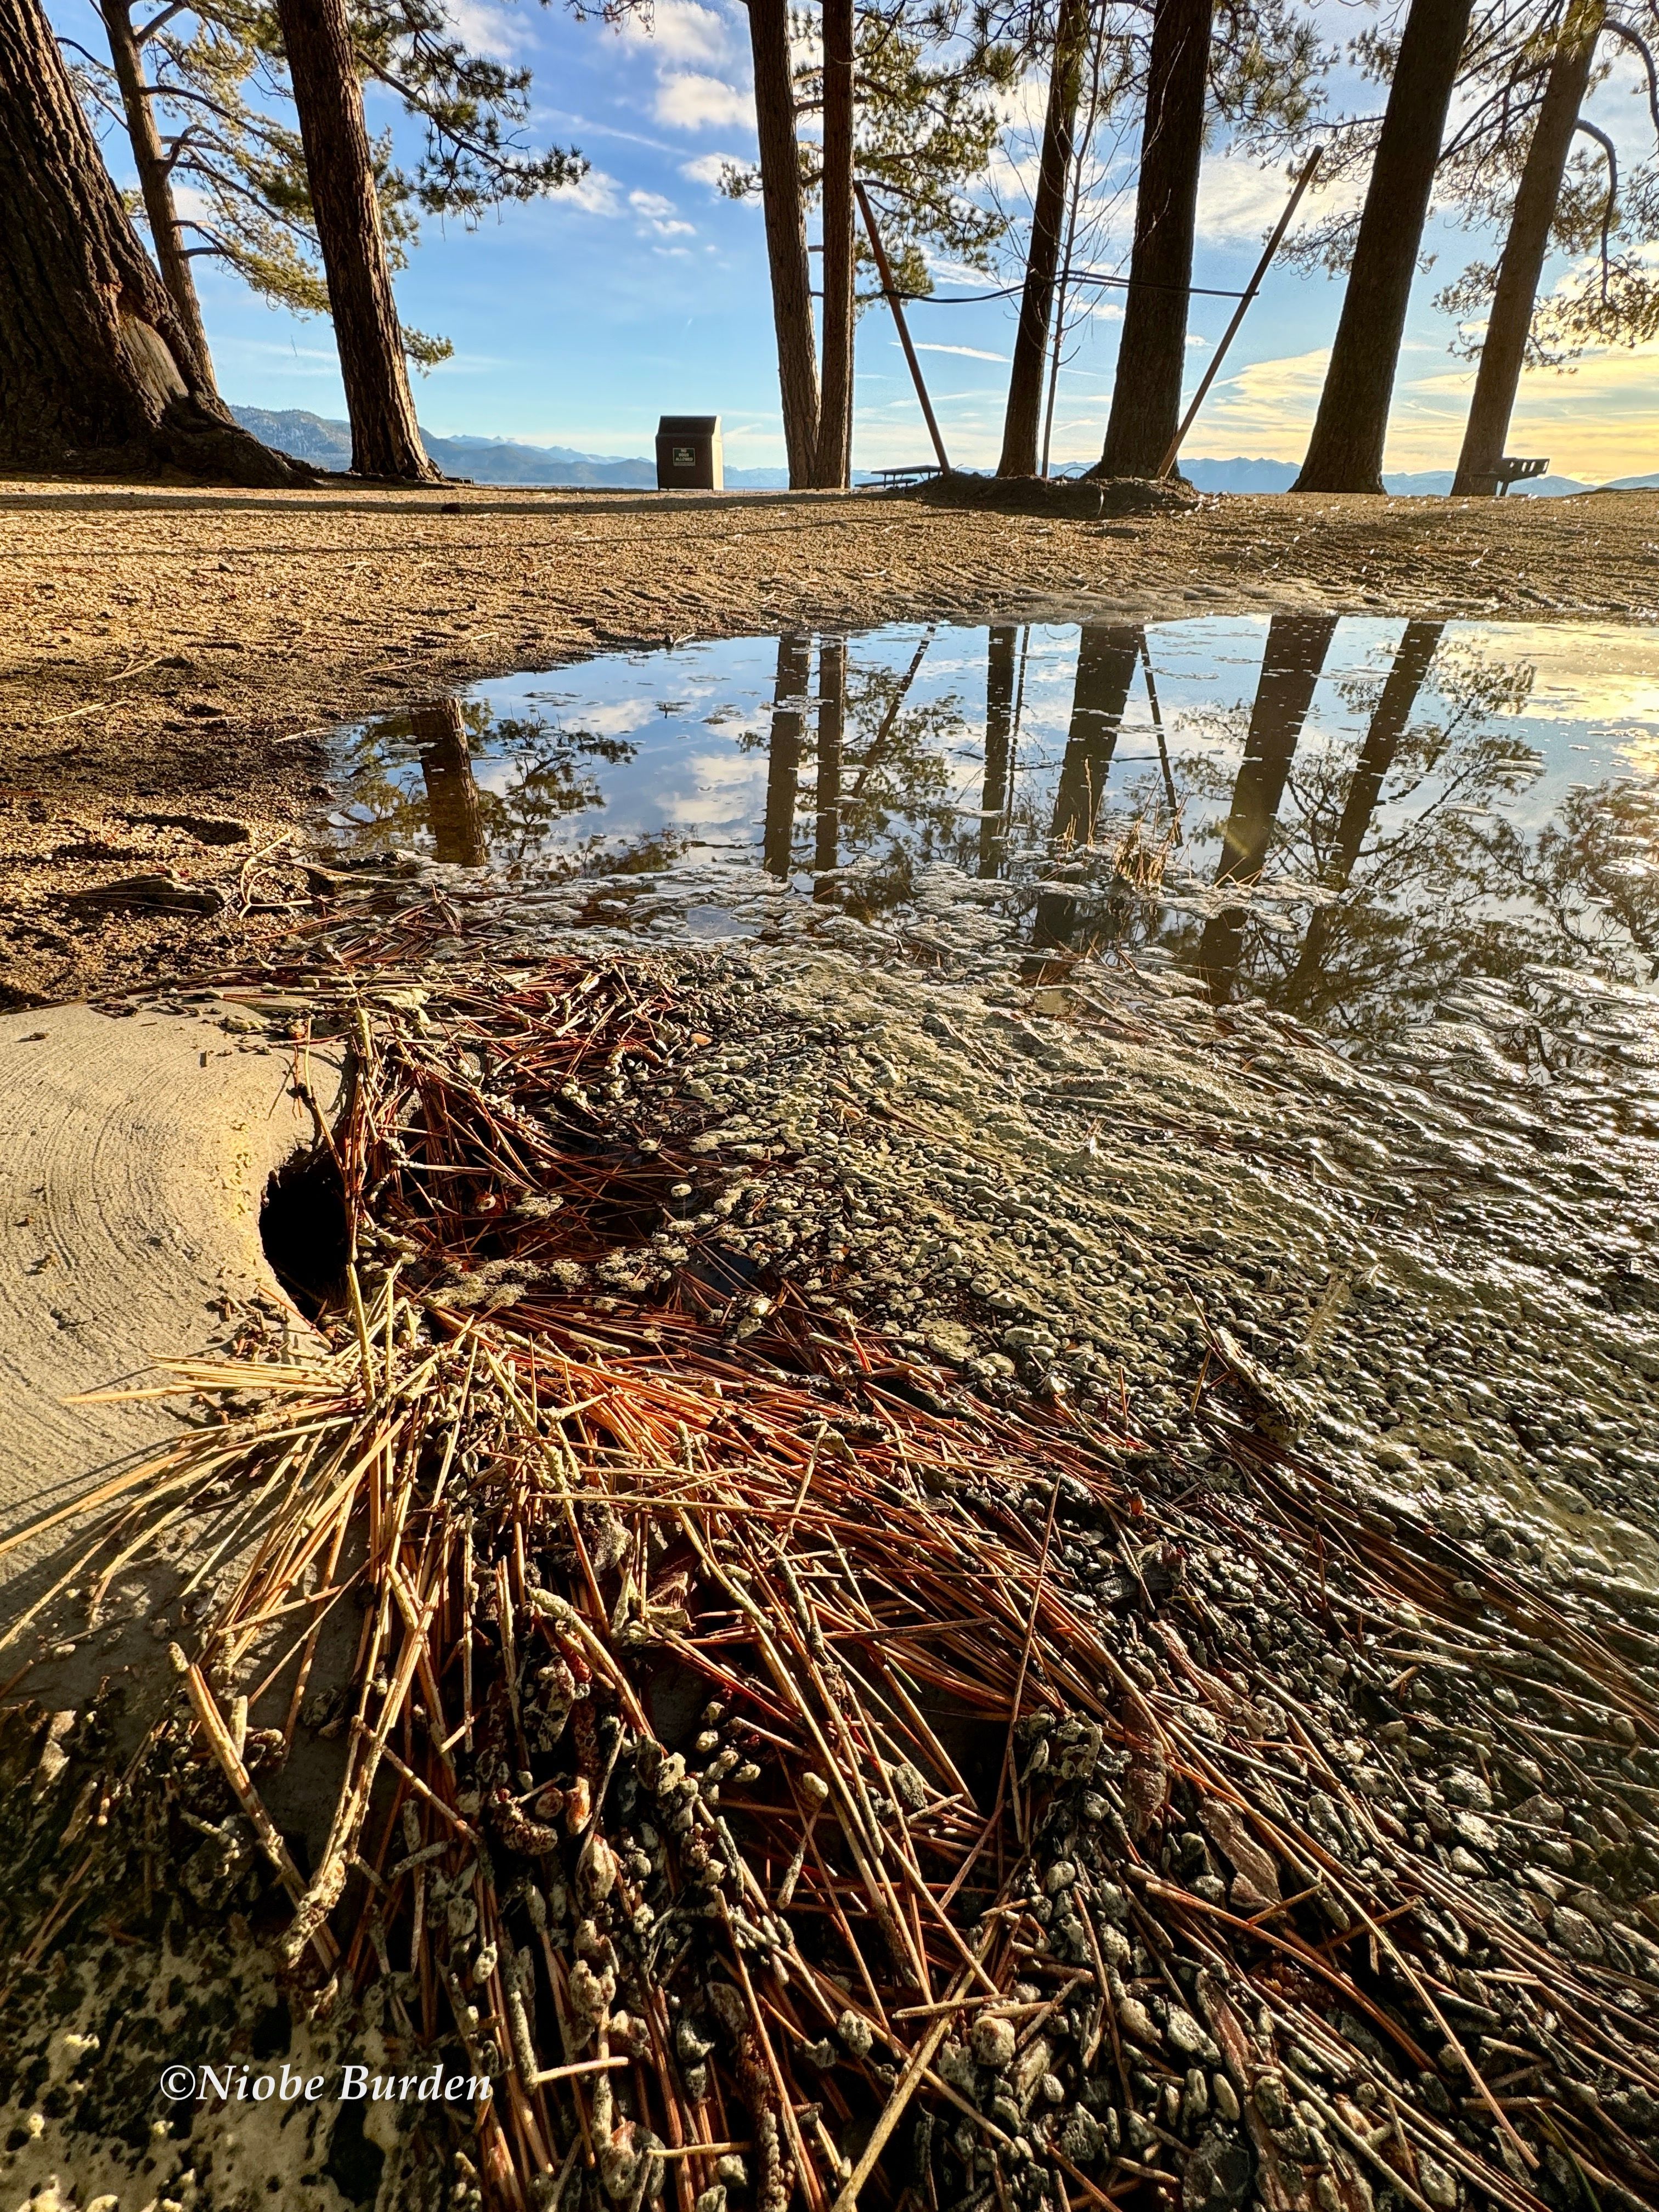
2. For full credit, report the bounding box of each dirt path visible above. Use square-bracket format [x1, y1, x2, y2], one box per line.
[3, 474, 1656, 1007]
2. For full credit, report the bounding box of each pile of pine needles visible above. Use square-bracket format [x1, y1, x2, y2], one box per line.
[15, 946, 1659, 2212]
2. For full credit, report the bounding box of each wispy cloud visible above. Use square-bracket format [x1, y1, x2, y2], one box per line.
[911, 342, 1009, 363]
[1194, 153, 1365, 246]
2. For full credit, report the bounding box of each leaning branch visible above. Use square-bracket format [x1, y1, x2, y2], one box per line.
[1575, 115, 1620, 293]
[1604, 16, 1659, 140]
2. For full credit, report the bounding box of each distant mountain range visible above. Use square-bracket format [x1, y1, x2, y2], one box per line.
[230, 407, 788, 488]
[232, 409, 1654, 499]
[1180, 455, 1659, 498]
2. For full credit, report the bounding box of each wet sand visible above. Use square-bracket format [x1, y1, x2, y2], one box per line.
[3, 475, 1657, 1008]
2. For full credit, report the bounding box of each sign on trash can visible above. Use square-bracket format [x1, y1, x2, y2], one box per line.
[656, 415, 723, 491]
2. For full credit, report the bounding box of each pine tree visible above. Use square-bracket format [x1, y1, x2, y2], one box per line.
[276, 0, 436, 479]
[69, 0, 588, 395]
[745, 0, 821, 484]
[997, 0, 1090, 476]
[816, 0, 858, 485]
[1292, 0, 1477, 493]
[1096, 0, 1215, 477]
[724, 0, 1013, 484]
[0, 0, 306, 483]
[1451, 1, 1606, 493]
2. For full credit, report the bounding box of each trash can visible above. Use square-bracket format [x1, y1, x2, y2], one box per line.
[656, 415, 723, 491]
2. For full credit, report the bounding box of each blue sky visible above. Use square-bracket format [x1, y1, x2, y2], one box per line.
[74, 0, 1659, 478]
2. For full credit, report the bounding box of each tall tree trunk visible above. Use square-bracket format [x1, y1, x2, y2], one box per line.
[0, 0, 305, 483]
[813, 0, 855, 489]
[1452, 1, 1603, 496]
[1094, 0, 1213, 478]
[1289, 619, 1442, 998]
[746, 0, 820, 488]
[763, 634, 812, 872]
[980, 624, 1019, 875]
[412, 701, 487, 866]
[1036, 623, 1139, 945]
[998, 0, 1090, 478]
[815, 638, 846, 879]
[275, 0, 438, 481]
[99, 0, 217, 392]
[1293, 0, 1476, 493]
[1196, 613, 1335, 997]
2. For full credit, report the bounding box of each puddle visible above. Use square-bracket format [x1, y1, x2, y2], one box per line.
[308, 616, 1659, 1593]
[323, 615, 1659, 1048]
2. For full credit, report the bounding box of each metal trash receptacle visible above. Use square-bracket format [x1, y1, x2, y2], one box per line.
[655, 415, 723, 491]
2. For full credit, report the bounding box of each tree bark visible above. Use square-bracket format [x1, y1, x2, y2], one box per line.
[1452, 0, 1602, 496]
[1196, 613, 1335, 998]
[1036, 623, 1139, 945]
[979, 624, 1019, 875]
[1052, 623, 1141, 844]
[998, 0, 1090, 478]
[1289, 618, 1442, 998]
[812, 0, 856, 489]
[99, 0, 217, 392]
[1094, 0, 1214, 478]
[275, 0, 438, 481]
[815, 637, 846, 876]
[747, 0, 820, 488]
[411, 701, 487, 866]
[763, 633, 812, 872]
[0, 0, 306, 483]
[1293, 0, 1476, 494]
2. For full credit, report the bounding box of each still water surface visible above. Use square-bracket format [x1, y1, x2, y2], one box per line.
[324, 615, 1659, 1045]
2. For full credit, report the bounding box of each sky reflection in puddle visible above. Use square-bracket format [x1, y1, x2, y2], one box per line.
[324, 615, 1659, 1043]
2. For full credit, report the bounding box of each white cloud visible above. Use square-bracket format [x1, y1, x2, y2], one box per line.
[440, 0, 527, 61]
[1061, 295, 1125, 327]
[627, 187, 696, 236]
[558, 167, 624, 217]
[1194, 153, 1364, 246]
[654, 71, 754, 131]
[619, 0, 741, 67]
[680, 151, 746, 191]
[912, 342, 1009, 363]
[1180, 345, 1330, 459]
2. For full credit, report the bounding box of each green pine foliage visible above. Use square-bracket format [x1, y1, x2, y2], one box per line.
[65, 0, 597, 368]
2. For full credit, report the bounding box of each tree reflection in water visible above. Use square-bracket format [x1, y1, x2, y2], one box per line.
[329, 698, 644, 873]
[321, 626, 1659, 1043]
[740, 632, 968, 912]
[1170, 633, 1659, 1038]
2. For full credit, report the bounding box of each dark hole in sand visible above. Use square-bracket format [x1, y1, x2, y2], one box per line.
[261, 1146, 351, 1319]
[325, 2096, 385, 2206]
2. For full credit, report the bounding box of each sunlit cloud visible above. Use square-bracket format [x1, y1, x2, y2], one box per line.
[680, 151, 745, 191]
[655, 71, 754, 131]
[629, 187, 696, 238]
[441, 0, 528, 63]
[556, 167, 625, 217]
[1170, 328, 1659, 481]
[617, 0, 740, 68]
